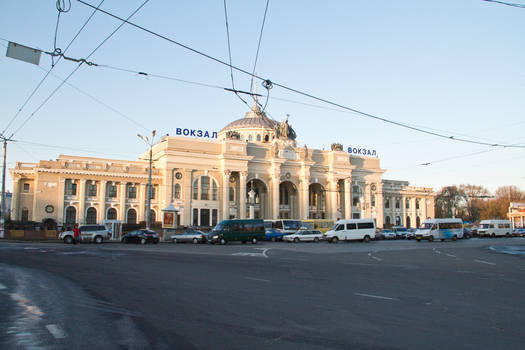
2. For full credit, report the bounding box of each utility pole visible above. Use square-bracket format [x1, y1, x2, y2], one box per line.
[1, 135, 13, 239]
[137, 130, 156, 230]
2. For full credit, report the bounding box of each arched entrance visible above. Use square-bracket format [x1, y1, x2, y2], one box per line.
[246, 179, 268, 219]
[65, 206, 76, 226]
[279, 181, 298, 219]
[308, 183, 326, 219]
[127, 208, 137, 224]
[107, 208, 117, 220]
[86, 207, 97, 224]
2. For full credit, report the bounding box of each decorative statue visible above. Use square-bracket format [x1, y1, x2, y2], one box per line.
[303, 144, 309, 160]
[226, 131, 240, 140]
[331, 143, 343, 151]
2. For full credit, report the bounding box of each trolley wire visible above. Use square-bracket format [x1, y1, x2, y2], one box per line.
[250, 0, 270, 103]
[75, 0, 525, 149]
[482, 0, 525, 8]
[1, 0, 105, 138]
[9, 0, 150, 138]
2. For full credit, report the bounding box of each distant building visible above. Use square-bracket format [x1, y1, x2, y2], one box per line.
[9, 103, 435, 228]
[508, 202, 525, 228]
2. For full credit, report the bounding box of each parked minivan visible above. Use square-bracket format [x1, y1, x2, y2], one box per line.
[478, 219, 511, 237]
[209, 219, 265, 245]
[325, 219, 375, 243]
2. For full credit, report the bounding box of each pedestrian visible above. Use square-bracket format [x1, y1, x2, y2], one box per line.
[73, 224, 81, 244]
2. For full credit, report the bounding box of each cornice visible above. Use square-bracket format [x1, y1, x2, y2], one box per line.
[13, 167, 163, 180]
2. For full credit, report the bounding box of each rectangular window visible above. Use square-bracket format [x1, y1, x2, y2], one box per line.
[128, 186, 137, 199]
[23, 183, 30, 192]
[371, 195, 376, 207]
[212, 209, 218, 226]
[108, 184, 117, 198]
[229, 187, 235, 201]
[416, 200, 420, 210]
[395, 199, 400, 209]
[87, 183, 97, 197]
[358, 222, 374, 229]
[352, 197, 359, 207]
[346, 223, 357, 230]
[193, 208, 199, 226]
[149, 186, 156, 199]
[65, 182, 77, 196]
[212, 181, 217, 201]
[201, 177, 209, 200]
[193, 180, 198, 200]
[385, 198, 390, 209]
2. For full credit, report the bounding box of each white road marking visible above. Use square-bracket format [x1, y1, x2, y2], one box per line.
[368, 252, 382, 261]
[244, 277, 271, 283]
[45, 324, 67, 339]
[475, 259, 496, 266]
[434, 250, 442, 254]
[232, 252, 265, 257]
[354, 293, 396, 301]
[344, 262, 376, 266]
[255, 248, 270, 258]
[0, 282, 6, 290]
[445, 253, 456, 258]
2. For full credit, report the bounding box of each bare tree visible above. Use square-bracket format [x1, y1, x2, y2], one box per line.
[458, 184, 490, 223]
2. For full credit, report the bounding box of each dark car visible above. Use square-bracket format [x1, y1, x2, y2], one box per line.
[121, 229, 160, 244]
[265, 228, 286, 242]
[463, 228, 472, 239]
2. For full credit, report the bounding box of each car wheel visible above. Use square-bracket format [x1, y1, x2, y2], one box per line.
[220, 238, 227, 245]
[94, 236, 103, 244]
[491, 233, 495, 237]
[416, 238, 421, 242]
[140, 238, 147, 245]
[122, 237, 128, 244]
[64, 236, 73, 244]
[192, 238, 198, 244]
[294, 237, 300, 243]
[440, 239, 445, 242]
[271, 237, 276, 242]
[428, 236, 434, 242]
[452, 235, 457, 241]
[314, 237, 319, 243]
[505, 232, 510, 237]
[363, 235, 370, 243]
[332, 237, 338, 243]
[173, 238, 178, 244]
[251, 237, 257, 244]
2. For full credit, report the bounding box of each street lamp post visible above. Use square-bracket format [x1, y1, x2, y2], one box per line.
[137, 130, 156, 230]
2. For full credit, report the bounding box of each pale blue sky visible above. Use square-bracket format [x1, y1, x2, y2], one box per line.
[1, 0, 524, 193]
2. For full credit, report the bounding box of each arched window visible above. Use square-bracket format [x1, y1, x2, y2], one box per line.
[65, 206, 76, 225]
[21, 207, 29, 222]
[212, 181, 217, 200]
[127, 209, 137, 224]
[248, 135, 253, 142]
[406, 216, 411, 228]
[193, 178, 199, 200]
[385, 216, 391, 225]
[150, 210, 156, 222]
[229, 187, 235, 202]
[174, 184, 181, 199]
[264, 134, 269, 142]
[107, 208, 117, 220]
[416, 199, 420, 210]
[256, 134, 261, 142]
[416, 216, 421, 228]
[395, 216, 401, 226]
[86, 207, 97, 224]
[406, 198, 410, 209]
[200, 176, 210, 200]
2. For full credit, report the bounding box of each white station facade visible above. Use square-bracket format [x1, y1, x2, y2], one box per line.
[9, 103, 435, 229]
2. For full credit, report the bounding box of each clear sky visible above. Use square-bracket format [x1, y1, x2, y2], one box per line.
[1, 0, 524, 194]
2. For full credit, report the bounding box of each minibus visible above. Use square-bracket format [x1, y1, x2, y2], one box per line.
[478, 220, 511, 237]
[209, 219, 265, 245]
[415, 218, 463, 242]
[324, 219, 375, 243]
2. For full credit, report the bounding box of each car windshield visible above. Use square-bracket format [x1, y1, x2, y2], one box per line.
[213, 223, 227, 231]
[480, 224, 490, 229]
[302, 222, 314, 230]
[382, 229, 392, 233]
[396, 227, 407, 232]
[420, 223, 433, 230]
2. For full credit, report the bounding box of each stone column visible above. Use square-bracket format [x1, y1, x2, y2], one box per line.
[376, 183, 384, 228]
[411, 197, 417, 228]
[138, 183, 146, 223]
[99, 181, 106, 222]
[364, 183, 371, 218]
[11, 179, 20, 221]
[222, 171, 230, 221]
[299, 179, 309, 220]
[401, 196, 407, 226]
[56, 178, 65, 224]
[422, 197, 428, 220]
[344, 178, 351, 219]
[78, 179, 86, 224]
[239, 172, 247, 219]
[328, 177, 338, 221]
[119, 182, 127, 222]
[271, 176, 280, 220]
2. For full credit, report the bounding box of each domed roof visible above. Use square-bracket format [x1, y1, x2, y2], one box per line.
[220, 103, 278, 133]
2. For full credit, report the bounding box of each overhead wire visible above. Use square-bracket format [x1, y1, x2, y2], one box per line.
[74, 0, 525, 149]
[1, 0, 105, 138]
[9, 0, 150, 138]
[250, 0, 270, 105]
[222, 0, 251, 108]
[481, 0, 525, 8]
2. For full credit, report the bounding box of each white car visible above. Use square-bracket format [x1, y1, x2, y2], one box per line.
[283, 229, 323, 243]
[59, 224, 111, 244]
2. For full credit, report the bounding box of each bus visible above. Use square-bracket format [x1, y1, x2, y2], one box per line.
[478, 220, 511, 237]
[264, 220, 302, 234]
[415, 218, 463, 242]
[301, 219, 335, 235]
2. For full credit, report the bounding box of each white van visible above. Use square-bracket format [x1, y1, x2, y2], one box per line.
[325, 219, 375, 243]
[478, 220, 511, 237]
[415, 218, 463, 242]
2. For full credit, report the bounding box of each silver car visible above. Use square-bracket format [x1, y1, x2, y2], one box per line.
[59, 224, 111, 244]
[171, 229, 206, 244]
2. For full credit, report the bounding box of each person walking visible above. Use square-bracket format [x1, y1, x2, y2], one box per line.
[73, 224, 81, 244]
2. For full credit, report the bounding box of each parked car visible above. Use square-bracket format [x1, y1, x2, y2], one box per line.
[265, 228, 286, 242]
[374, 229, 384, 240]
[283, 229, 323, 243]
[512, 228, 525, 237]
[381, 229, 396, 240]
[392, 226, 408, 239]
[406, 228, 416, 240]
[121, 229, 160, 244]
[59, 224, 111, 244]
[463, 227, 472, 239]
[171, 229, 206, 244]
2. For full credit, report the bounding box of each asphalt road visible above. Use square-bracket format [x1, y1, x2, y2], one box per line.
[1, 237, 524, 349]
